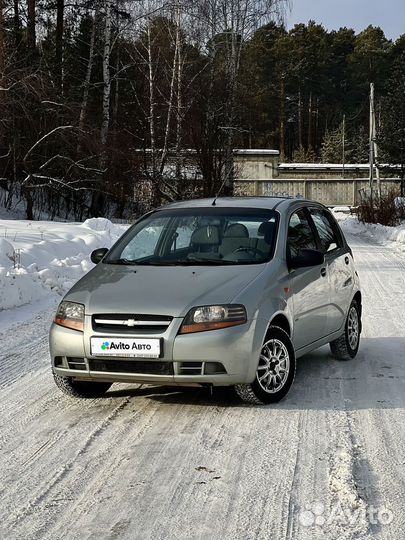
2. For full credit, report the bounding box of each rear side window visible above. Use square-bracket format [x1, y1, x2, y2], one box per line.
[309, 208, 341, 253]
[287, 209, 317, 258]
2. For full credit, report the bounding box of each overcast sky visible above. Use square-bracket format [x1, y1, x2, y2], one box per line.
[287, 0, 405, 40]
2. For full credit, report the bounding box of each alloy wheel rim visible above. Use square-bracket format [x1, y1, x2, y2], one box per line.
[347, 306, 359, 350]
[256, 339, 290, 394]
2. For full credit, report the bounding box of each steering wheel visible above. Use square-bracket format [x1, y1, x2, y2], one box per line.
[232, 246, 265, 258]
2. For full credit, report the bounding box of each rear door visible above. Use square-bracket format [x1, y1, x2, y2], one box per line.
[287, 208, 330, 350]
[308, 207, 354, 335]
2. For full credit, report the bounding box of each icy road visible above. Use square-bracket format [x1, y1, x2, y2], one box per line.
[1, 230, 404, 540]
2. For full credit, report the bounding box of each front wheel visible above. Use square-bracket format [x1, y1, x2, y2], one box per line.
[330, 299, 361, 361]
[53, 371, 112, 398]
[235, 326, 296, 405]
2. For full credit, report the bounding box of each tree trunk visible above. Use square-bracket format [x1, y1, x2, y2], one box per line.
[91, 0, 112, 217]
[27, 0, 36, 52]
[0, 0, 4, 73]
[307, 91, 313, 152]
[159, 32, 177, 175]
[55, 0, 64, 90]
[315, 97, 320, 153]
[100, 0, 112, 160]
[223, 31, 240, 196]
[298, 88, 303, 149]
[23, 183, 34, 220]
[146, 19, 159, 206]
[13, 0, 21, 51]
[78, 4, 99, 133]
[175, 3, 183, 185]
[0, 0, 4, 149]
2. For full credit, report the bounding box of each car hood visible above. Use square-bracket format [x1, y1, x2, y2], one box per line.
[65, 263, 266, 317]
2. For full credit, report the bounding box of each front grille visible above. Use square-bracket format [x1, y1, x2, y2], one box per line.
[92, 314, 173, 334]
[88, 359, 174, 375]
[67, 357, 87, 371]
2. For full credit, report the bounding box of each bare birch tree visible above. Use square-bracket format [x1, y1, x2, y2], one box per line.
[78, 2, 100, 133]
[0, 0, 4, 75]
[197, 0, 288, 192]
[90, 0, 113, 215]
[27, 0, 36, 52]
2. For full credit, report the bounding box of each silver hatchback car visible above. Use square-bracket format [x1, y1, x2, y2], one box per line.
[50, 197, 361, 404]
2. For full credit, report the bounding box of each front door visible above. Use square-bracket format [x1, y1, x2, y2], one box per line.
[287, 209, 330, 350]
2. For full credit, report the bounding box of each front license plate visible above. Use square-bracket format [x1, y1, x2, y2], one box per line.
[91, 337, 161, 358]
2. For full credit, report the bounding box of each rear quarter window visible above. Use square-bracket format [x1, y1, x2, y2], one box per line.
[309, 208, 342, 253]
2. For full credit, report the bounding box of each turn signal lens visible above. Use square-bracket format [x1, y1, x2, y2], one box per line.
[55, 301, 85, 332]
[179, 305, 247, 334]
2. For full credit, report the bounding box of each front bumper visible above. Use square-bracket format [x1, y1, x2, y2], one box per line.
[49, 316, 265, 386]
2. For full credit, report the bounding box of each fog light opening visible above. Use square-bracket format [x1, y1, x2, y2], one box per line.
[204, 362, 227, 375]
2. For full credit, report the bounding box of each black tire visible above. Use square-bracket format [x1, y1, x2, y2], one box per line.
[330, 299, 361, 361]
[235, 326, 296, 405]
[53, 371, 112, 398]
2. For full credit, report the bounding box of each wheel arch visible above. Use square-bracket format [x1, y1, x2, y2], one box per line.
[352, 290, 362, 332]
[268, 313, 291, 338]
[353, 290, 362, 309]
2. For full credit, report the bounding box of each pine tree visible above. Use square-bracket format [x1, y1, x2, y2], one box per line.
[378, 52, 405, 195]
[321, 126, 344, 162]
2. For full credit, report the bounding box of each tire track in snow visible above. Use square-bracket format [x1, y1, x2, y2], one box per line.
[4, 397, 133, 532]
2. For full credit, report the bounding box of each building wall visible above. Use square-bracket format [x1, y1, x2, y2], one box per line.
[235, 151, 279, 181]
[234, 150, 401, 205]
[234, 178, 401, 206]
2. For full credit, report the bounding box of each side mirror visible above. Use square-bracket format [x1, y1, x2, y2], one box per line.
[289, 249, 324, 270]
[91, 247, 109, 264]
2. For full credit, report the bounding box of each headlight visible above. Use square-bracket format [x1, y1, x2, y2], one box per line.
[55, 301, 85, 332]
[179, 304, 247, 334]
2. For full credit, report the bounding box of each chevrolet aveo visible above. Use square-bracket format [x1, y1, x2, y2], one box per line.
[49, 197, 361, 404]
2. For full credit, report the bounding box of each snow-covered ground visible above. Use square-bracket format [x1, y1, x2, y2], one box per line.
[0, 218, 128, 317]
[333, 210, 405, 253]
[0, 214, 405, 540]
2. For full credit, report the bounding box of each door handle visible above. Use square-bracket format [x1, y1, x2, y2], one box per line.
[321, 267, 327, 277]
[344, 256, 350, 265]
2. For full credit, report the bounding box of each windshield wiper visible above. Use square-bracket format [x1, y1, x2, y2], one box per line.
[106, 258, 138, 265]
[185, 256, 236, 265]
[140, 258, 236, 266]
[145, 259, 191, 266]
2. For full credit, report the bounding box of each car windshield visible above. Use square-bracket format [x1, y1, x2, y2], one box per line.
[106, 207, 278, 266]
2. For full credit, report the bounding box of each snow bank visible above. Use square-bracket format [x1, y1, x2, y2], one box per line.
[0, 218, 128, 311]
[333, 211, 405, 250]
[0, 238, 14, 268]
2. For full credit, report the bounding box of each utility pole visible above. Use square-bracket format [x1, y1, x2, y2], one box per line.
[374, 104, 381, 198]
[369, 83, 375, 196]
[342, 114, 346, 179]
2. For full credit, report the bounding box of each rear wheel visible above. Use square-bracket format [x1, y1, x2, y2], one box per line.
[235, 326, 296, 405]
[330, 299, 361, 361]
[53, 371, 112, 398]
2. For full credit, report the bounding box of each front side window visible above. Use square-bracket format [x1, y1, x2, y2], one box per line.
[287, 209, 317, 258]
[309, 208, 341, 253]
[106, 208, 278, 266]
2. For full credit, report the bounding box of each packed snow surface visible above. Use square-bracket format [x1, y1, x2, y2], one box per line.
[0, 213, 405, 539]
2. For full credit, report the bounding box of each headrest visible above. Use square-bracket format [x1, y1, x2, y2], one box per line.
[191, 225, 220, 245]
[258, 221, 276, 243]
[224, 223, 249, 238]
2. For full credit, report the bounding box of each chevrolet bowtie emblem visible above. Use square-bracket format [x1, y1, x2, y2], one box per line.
[125, 319, 139, 327]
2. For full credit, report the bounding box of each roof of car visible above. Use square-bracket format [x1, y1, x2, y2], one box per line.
[161, 197, 318, 212]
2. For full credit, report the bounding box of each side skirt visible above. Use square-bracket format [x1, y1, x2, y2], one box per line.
[295, 329, 344, 360]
